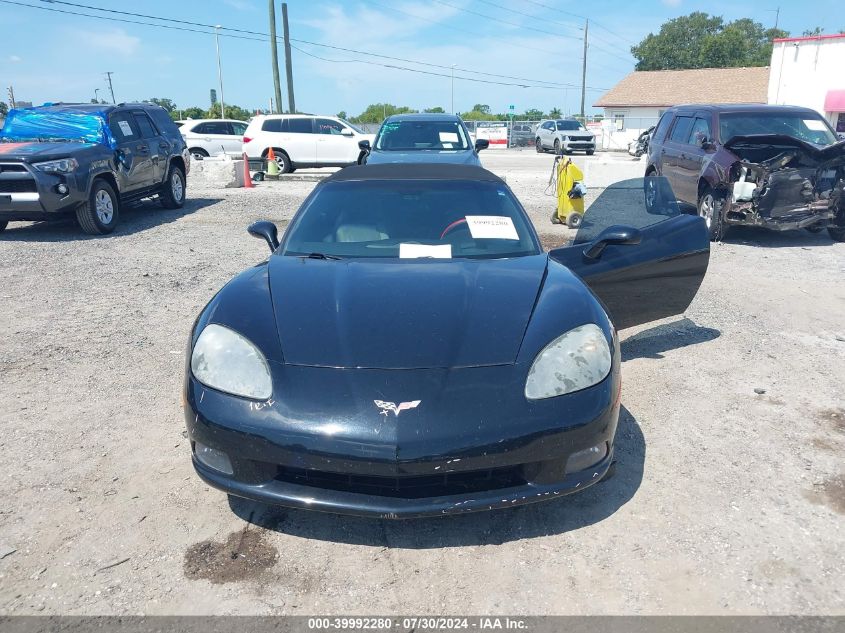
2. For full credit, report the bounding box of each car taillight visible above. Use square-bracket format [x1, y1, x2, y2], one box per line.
[243, 136, 252, 144]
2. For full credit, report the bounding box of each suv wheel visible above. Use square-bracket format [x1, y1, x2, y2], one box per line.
[0, 221, 7, 233]
[586, 149, 595, 156]
[268, 149, 292, 174]
[189, 148, 209, 161]
[76, 179, 120, 235]
[535, 138, 543, 153]
[160, 164, 186, 209]
[553, 138, 561, 154]
[698, 188, 728, 241]
[829, 226, 845, 242]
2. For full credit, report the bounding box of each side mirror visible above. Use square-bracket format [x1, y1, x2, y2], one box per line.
[838, 132, 845, 141]
[699, 136, 715, 150]
[475, 139, 490, 151]
[248, 220, 279, 252]
[358, 139, 371, 151]
[341, 128, 354, 137]
[583, 225, 642, 260]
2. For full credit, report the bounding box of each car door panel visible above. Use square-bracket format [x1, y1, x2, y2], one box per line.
[548, 177, 709, 330]
[675, 114, 713, 202]
[315, 118, 354, 164]
[132, 111, 165, 184]
[661, 116, 695, 206]
[283, 118, 316, 164]
[108, 111, 153, 191]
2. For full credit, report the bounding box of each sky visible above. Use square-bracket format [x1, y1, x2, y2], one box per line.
[1, 0, 843, 118]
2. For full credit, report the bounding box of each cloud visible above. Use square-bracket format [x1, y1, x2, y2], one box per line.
[65, 27, 140, 57]
[9, 54, 21, 62]
[223, 0, 254, 10]
[662, 0, 682, 6]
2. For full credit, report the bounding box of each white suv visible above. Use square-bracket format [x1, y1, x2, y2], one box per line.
[243, 114, 375, 173]
[176, 119, 248, 159]
[535, 119, 596, 155]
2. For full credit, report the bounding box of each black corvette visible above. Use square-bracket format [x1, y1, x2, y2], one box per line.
[184, 165, 708, 518]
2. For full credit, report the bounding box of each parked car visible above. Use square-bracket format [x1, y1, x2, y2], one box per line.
[535, 119, 596, 155]
[176, 119, 248, 160]
[510, 123, 536, 147]
[0, 102, 189, 235]
[645, 104, 845, 241]
[359, 113, 488, 166]
[242, 114, 375, 174]
[183, 164, 709, 518]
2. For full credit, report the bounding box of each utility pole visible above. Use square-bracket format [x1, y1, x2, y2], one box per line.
[773, 6, 780, 30]
[7, 85, 16, 109]
[104, 72, 116, 103]
[451, 65, 456, 114]
[269, 0, 283, 114]
[580, 19, 588, 121]
[94, 88, 100, 103]
[214, 26, 225, 118]
[281, 3, 296, 113]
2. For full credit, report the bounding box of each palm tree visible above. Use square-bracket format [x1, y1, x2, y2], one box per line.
[549, 107, 562, 118]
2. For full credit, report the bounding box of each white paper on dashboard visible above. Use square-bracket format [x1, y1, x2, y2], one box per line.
[399, 243, 452, 258]
[465, 215, 519, 240]
[118, 120, 133, 137]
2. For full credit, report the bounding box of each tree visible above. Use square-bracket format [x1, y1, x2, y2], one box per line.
[631, 12, 788, 70]
[181, 107, 205, 120]
[549, 107, 562, 118]
[802, 27, 824, 36]
[0, 102, 7, 117]
[472, 104, 491, 114]
[147, 97, 177, 113]
[351, 103, 417, 124]
[424, 106, 445, 113]
[336, 110, 348, 120]
[206, 103, 251, 120]
[523, 108, 545, 119]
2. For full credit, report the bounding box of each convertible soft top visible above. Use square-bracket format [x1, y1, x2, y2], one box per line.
[326, 163, 506, 183]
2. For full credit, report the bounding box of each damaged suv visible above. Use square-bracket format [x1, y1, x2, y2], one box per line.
[646, 104, 845, 241]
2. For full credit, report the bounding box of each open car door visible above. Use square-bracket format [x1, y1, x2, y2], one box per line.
[549, 177, 709, 330]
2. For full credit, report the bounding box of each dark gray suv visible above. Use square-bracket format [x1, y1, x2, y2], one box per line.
[0, 102, 189, 235]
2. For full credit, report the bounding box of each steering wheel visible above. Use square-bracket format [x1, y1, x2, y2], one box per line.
[440, 218, 469, 239]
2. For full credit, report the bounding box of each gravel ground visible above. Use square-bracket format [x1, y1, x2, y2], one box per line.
[0, 151, 843, 615]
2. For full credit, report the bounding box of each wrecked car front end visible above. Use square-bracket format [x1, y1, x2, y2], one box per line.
[717, 135, 845, 237]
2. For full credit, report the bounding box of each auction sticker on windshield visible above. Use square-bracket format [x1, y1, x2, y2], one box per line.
[399, 243, 453, 258]
[465, 216, 519, 240]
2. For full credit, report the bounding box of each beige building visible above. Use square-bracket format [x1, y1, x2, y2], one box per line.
[593, 67, 769, 149]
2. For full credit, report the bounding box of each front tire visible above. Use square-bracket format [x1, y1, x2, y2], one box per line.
[829, 226, 845, 242]
[698, 188, 728, 241]
[535, 138, 543, 153]
[0, 221, 7, 233]
[554, 138, 561, 154]
[586, 150, 595, 156]
[76, 179, 119, 235]
[189, 148, 209, 161]
[160, 163, 186, 209]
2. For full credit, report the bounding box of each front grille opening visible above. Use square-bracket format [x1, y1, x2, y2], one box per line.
[275, 464, 526, 499]
[0, 179, 37, 193]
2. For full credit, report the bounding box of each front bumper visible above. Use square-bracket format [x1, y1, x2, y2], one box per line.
[562, 139, 596, 152]
[725, 205, 836, 231]
[0, 161, 85, 220]
[184, 360, 621, 519]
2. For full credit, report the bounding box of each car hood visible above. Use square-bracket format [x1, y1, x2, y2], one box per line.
[0, 141, 98, 161]
[365, 149, 480, 165]
[268, 254, 547, 369]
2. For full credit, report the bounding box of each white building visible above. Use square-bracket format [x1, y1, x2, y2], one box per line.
[593, 67, 769, 150]
[768, 33, 845, 132]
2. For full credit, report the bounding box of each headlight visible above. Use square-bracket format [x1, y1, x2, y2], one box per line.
[525, 324, 612, 400]
[190, 324, 272, 400]
[33, 158, 79, 174]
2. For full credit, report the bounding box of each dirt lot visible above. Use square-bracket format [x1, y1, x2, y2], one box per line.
[0, 151, 843, 615]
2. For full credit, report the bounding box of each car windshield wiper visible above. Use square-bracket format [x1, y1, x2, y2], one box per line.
[298, 252, 343, 261]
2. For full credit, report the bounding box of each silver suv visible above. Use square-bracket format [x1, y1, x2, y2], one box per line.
[535, 119, 596, 155]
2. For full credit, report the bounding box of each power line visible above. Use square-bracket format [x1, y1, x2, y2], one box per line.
[2, 0, 613, 92]
[473, 0, 582, 36]
[521, 0, 639, 47]
[429, 0, 581, 40]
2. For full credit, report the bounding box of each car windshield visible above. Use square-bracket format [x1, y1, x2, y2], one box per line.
[720, 112, 837, 146]
[0, 109, 108, 145]
[282, 179, 540, 259]
[556, 120, 583, 131]
[374, 120, 471, 151]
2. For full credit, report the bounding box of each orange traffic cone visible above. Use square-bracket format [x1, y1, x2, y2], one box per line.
[242, 153, 254, 189]
[267, 147, 276, 162]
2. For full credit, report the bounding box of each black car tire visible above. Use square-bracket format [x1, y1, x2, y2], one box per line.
[270, 149, 292, 174]
[829, 226, 845, 242]
[586, 150, 595, 156]
[160, 163, 186, 209]
[535, 138, 543, 153]
[698, 188, 729, 241]
[189, 148, 209, 161]
[566, 212, 582, 229]
[554, 138, 561, 154]
[76, 178, 120, 235]
[0, 221, 7, 233]
[550, 211, 562, 225]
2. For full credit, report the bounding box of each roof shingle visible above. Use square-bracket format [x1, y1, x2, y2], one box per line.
[594, 67, 769, 108]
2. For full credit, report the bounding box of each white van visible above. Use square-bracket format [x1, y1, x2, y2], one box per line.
[243, 114, 375, 173]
